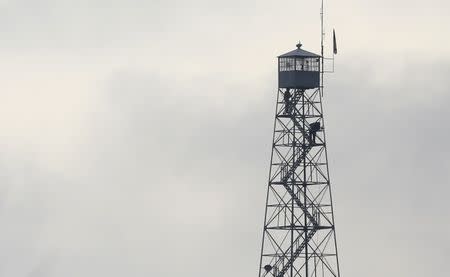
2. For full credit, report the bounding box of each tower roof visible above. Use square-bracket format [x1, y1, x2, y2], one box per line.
[279, 43, 320, 58]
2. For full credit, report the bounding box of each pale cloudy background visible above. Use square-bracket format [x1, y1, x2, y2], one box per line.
[0, 0, 449, 276]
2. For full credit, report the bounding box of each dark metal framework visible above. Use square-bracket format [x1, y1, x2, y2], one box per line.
[258, 87, 340, 277]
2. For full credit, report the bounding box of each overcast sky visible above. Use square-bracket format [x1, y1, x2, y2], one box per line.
[1, 0, 449, 276]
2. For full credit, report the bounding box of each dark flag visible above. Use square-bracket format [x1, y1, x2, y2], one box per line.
[333, 29, 338, 55]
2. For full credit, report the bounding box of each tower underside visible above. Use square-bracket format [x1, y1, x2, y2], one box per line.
[259, 88, 340, 277]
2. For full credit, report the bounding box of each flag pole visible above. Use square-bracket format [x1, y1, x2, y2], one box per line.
[320, 0, 324, 97]
[333, 29, 336, 72]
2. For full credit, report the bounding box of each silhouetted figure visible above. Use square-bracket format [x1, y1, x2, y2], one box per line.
[309, 122, 321, 144]
[284, 89, 292, 114]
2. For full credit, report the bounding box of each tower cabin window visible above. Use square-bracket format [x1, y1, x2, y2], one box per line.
[279, 57, 319, 72]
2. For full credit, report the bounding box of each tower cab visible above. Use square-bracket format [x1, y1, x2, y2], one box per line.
[278, 43, 321, 89]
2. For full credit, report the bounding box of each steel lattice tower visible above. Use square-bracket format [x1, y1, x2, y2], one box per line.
[258, 43, 340, 277]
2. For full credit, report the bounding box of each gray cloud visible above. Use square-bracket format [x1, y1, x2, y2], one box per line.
[1, 0, 449, 276]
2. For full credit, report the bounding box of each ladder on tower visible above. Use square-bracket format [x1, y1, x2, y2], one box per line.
[272, 92, 320, 277]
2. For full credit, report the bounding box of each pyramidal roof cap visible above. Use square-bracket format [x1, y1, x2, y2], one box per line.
[279, 42, 321, 58]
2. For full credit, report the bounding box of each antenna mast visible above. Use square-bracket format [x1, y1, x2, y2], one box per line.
[320, 0, 325, 96]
